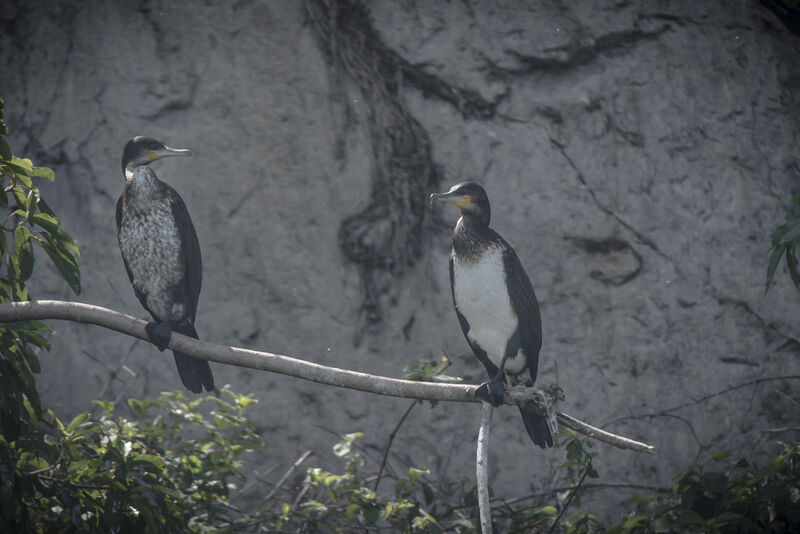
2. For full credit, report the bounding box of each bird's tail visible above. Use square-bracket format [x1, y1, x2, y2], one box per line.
[519, 406, 553, 449]
[172, 322, 215, 393]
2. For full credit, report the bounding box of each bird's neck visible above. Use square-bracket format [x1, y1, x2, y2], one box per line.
[123, 166, 164, 203]
[453, 215, 493, 260]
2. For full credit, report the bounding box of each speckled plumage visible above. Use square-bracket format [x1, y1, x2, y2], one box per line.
[116, 140, 213, 394]
[117, 167, 197, 324]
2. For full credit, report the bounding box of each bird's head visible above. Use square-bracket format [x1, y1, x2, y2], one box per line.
[430, 181, 491, 226]
[121, 136, 192, 178]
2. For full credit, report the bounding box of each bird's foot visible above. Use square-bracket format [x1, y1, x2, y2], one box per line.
[145, 322, 172, 351]
[476, 380, 505, 407]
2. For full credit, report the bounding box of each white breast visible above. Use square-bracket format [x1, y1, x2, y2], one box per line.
[453, 246, 526, 374]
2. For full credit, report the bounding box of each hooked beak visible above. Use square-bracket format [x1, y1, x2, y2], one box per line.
[148, 146, 192, 162]
[429, 190, 471, 209]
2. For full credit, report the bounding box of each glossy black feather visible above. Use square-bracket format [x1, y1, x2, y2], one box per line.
[502, 247, 542, 383]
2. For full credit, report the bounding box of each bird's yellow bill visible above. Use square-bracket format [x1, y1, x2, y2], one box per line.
[448, 194, 471, 208]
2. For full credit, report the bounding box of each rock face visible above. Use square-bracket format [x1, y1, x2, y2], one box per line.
[2, 0, 799, 518]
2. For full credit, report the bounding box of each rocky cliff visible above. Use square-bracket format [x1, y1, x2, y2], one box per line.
[2, 0, 799, 517]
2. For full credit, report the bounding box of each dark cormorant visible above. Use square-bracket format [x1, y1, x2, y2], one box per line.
[116, 136, 214, 393]
[431, 182, 552, 448]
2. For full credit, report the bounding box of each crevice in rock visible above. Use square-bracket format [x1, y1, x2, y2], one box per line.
[550, 137, 681, 274]
[486, 25, 670, 79]
[711, 291, 800, 352]
[719, 357, 760, 367]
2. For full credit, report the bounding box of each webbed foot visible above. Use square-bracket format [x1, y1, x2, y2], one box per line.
[145, 322, 172, 351]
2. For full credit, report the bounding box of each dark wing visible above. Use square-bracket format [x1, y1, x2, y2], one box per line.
[165, 184, 202, 323]
[116, 193, 151, 315]
[501, 244, 543, 383]
[450, 254, 499, 378]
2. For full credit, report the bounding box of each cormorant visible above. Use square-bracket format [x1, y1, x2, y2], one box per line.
[431, 182, 552, 448]
[116, 136, 214, 393]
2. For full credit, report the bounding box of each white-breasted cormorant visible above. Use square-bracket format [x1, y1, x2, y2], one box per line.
[116, 136, 214, 393]
[431, 182, 552, 448]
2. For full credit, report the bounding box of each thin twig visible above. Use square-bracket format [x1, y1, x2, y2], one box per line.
[292, 484, 310, 511]
[262, 450, 313, 504]
[374, 400, 416, 491]
[476, 402, 493, 534]
[547, 460, 591, 534]
[604, 375, 800, 427]
[0, 300, 656, 454]
[760, 427, 800, 434]
[499, 482, 669, 507]
[557, 413, 654, 454]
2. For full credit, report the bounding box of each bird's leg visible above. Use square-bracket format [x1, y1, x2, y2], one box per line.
[476, 358, 509, 407]
[486, 372, 507, 407]
[145, 322, 172, 351]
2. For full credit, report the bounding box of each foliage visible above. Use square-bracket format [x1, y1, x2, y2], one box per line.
[1, 388, 262, 533]
[402, 357, 462, 384]
[402, 356, 462, 408]
[0, 96, 81, 444]
[251, 432, 456, 533]
[243, 429, 799, 534]
[596, 443, 800, 534]
[241, 431, 595, 533]
[766, 195, 800, 292]
[0, 97, 265, 533]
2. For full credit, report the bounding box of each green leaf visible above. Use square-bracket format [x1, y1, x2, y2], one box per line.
[362, 505, 379, 525]
[653, 515, 673, 533]
[132, 454, 166, 469]
[13, 225, 34, 282]
[786, 246, 800, 290]
[36, 234, 81, 295]
[710, 450, 730, 462]
[622, 515, 649, 528]
[422, 482, 434, 506]
[66, 412, 89, 434]
[345, 503, 360, 521]
[29, 165, 54, 182]
[24, 188, 36, 219]
[566, 439, 583, 463]
[0, 138, 10, 160]
[675, 509, 704, 525]
[9, 157, 34, 176]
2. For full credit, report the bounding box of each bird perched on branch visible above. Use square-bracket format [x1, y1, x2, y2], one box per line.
[431, 182, 552, 448]
[116, 136, 214, 393]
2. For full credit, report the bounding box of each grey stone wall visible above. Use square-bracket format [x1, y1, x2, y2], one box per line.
[2, 0, 799, 518]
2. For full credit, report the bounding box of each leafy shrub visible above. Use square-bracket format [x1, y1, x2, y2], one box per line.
[2, 390, 262, 533]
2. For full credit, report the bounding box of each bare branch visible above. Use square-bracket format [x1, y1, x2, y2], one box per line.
[476, 402, 493, 534]
[558, 413, 654, 454]
[374, 400, 416, 491]
[547, 458, 591, 534]
[0, 300, 656, 454]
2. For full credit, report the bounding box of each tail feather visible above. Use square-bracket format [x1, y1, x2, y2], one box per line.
[172, 323, 214, 393]
[519, 407, 553, 449]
